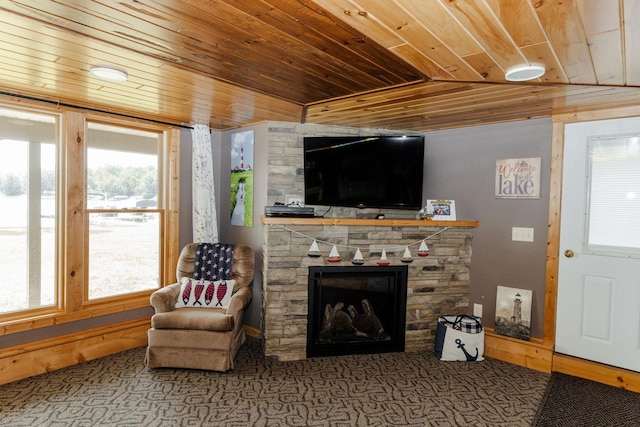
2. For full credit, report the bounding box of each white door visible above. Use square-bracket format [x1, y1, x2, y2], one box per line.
[556, 117, 640, 372]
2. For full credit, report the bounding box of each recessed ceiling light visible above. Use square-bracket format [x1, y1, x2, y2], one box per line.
[505, 65, 545, 82]
[90, 66, 128, 82]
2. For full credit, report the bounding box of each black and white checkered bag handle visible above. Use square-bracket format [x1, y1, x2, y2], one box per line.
[439, 314, 483, 334]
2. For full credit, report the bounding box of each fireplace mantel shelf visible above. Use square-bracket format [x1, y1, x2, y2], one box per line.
[262, 215, 479, 228]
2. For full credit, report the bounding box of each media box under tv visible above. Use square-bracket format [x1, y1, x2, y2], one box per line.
[265, 205, 315, 218]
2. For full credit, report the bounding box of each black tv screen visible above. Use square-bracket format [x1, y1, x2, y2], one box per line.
[303, 135, 425, 210]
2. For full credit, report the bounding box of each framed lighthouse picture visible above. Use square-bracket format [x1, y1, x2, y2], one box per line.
[494, 285, 532, 341]
[230, 130, 254, 227]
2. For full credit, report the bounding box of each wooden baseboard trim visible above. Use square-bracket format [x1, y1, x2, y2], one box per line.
[553, 353, 640, 392]
[483, 330, 553, 373]
[0, 317, 151, 385]
[244, 325, 260, 339]
[7, 321, 637, 392]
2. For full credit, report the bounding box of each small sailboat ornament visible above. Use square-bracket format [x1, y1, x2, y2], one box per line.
[417, 240, 429, 257]
[352, 248, 365, 265]
[327, 244, 341, 262]
[377, 248, 390, 266]
[401, 246, 413, 263]
[307, 240, 321, 258]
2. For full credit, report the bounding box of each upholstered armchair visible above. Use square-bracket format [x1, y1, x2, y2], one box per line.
[146, 242, 254, 371]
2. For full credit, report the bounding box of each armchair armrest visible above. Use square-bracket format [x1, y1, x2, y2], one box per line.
[150, 282, 181, 313]
[226, 286, 252, 316]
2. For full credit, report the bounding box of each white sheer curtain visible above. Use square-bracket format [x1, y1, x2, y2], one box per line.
[191, 124, 219, 243]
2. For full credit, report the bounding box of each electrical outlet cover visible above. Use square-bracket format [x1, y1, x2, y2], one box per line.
[473, 303, 483, 318]
[285, 195, 303, 206]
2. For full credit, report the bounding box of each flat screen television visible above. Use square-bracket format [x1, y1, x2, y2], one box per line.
[303, 135, 425, 210]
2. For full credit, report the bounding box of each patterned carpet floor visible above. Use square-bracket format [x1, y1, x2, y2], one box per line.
[0, 338, 551, 426]
[533, 372, 640, 427]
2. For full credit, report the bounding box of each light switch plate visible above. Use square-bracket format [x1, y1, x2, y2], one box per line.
[512, 227, 534, 242]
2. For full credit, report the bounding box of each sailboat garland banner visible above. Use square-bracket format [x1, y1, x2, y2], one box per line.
[269, 224, 450, 263]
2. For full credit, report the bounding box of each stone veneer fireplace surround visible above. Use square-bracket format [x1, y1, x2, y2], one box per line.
[261, 216, 478, 361]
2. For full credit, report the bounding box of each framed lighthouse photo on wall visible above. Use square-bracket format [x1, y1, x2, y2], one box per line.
[230, 130, 254, 227]
[494, 285, 532, 341]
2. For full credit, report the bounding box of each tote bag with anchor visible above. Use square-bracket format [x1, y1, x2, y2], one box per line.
[434, 314, 484, 361]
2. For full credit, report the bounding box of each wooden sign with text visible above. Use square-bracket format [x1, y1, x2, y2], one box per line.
[495, 157, 540, 199]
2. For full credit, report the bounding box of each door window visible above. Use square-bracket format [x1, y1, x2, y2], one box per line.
[586, 135, 640, 256]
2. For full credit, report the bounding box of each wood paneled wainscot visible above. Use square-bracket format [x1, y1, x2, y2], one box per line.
[261, 216, 478, 361]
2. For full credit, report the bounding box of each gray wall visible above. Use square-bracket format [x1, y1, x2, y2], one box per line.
[424, 118, 552, 337]
[174, 124, 267, 330]
[1, 117, 551, 350]
[219, 124, 269, 329]
[211, 119, 552, 337]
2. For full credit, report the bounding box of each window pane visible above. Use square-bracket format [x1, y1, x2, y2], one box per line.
[0, 109, 57, 314]
[86, 122, 161, 300]
[88, 212, 160, 299]
[87, 123, 159, 208]
[587, 135, 640, 255]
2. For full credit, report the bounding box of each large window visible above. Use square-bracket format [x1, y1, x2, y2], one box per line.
[0, 108, 57, 316]
[0, 102, 179, 330]
[86, 122, 163, 300]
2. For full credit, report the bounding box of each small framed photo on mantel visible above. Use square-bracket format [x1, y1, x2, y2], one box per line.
[424, 199, 456, 221]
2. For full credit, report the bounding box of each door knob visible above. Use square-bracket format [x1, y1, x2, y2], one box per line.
[564, 249, 574, 258]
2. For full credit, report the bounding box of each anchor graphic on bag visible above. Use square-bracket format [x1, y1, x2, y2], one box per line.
[455, 338, 480, 361]
[434, 315, 484, 362]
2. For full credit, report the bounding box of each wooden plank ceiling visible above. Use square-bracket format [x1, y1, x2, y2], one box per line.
[0, 0, 639, 131]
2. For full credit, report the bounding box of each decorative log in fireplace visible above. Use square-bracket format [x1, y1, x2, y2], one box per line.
[307, 265, 408, 357]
